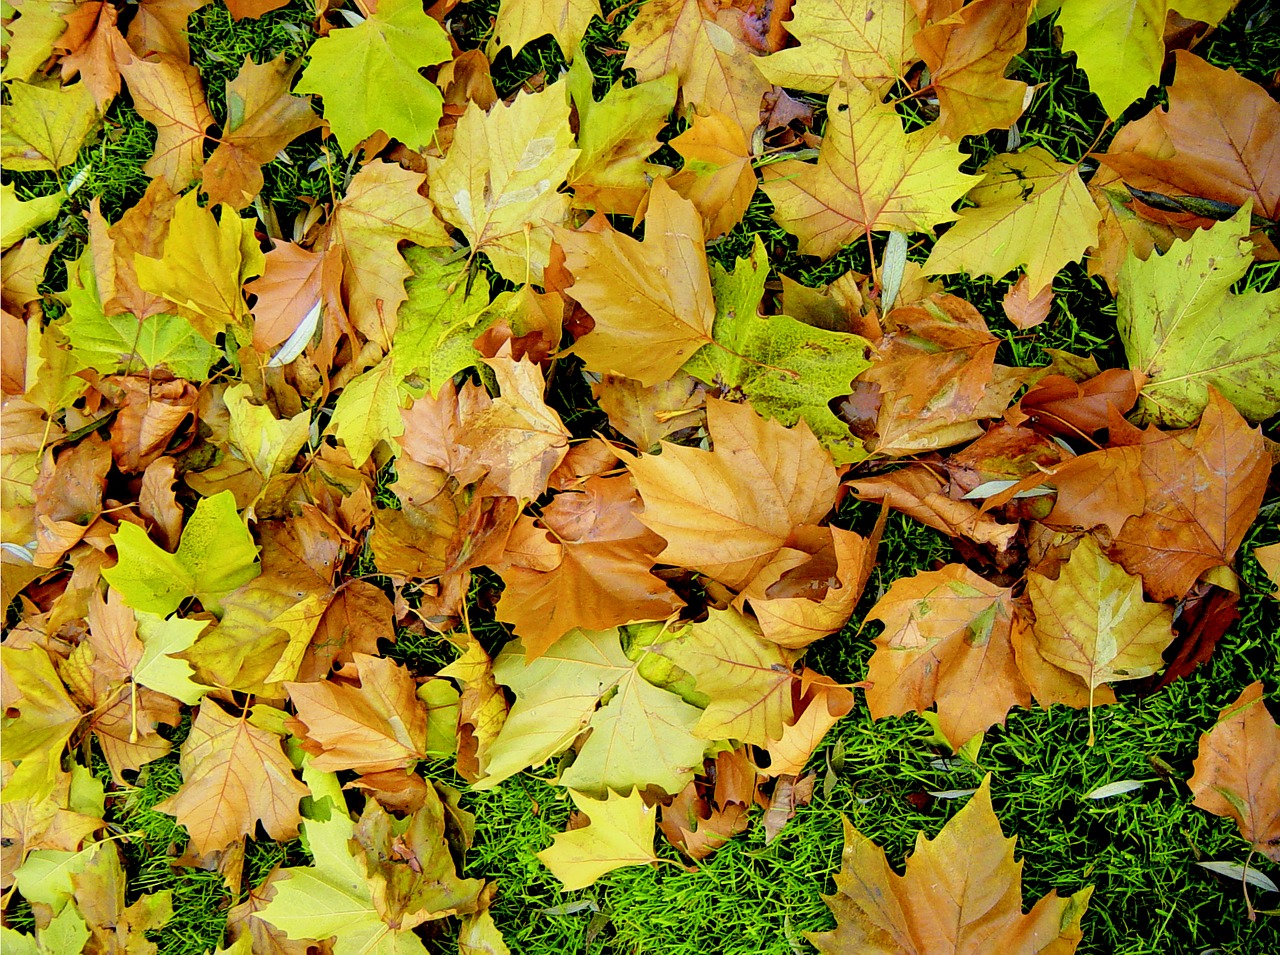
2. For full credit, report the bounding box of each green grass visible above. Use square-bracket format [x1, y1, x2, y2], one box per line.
[5, 0, 1279, 951]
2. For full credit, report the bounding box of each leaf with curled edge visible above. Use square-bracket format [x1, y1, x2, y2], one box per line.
[1189, 681, 1280, 862]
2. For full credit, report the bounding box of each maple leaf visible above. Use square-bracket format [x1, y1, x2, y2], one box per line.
[1055, 1, 1238, 119]
[659, 748, 757, 860]
[244, 239, 333, 367]
[1, 80, 100, 172]
[203, 55, 322, 209]
[223, 383, 311, 483]
[1026, 536, 1175, 721]
[103, 489, 261, 616]
[153, 701, 307, 854]
[119, 52, 214, 190]
[1, 182, 64, 248]
[1099, 51, 1279, 222]
[667, 108, 757, 238]
[763, 73, 980, 259]
[756, 0, 918, 95]
[1189, 681, 1280, 862]
[55, 0, 130, 108]
[286, 653, 430, 774]
[865, 564, 1028, 749]
[132, 190, 264, 342]
[566, 57, 677, 217]
[537, 789, 660, 890]
[924, 147, 1101, 296]
[495, 0, 602, 60]
[621, 0, 770, 137]
[560, 179, 716, 387]
[324, 159, 452, 350]
[683, 236, 874, 464]
[477, 627, 706, 796]
[493, 475, 683, 657]
[762, 670, 856, 777]
[1109, 389, 1269, 602]
[1118, 206, 1280, 428]
[296, 0, 451, 153]
[656, 608, 799, 745]
[0, 645, 83, 801]
[809, 776, 1092, 954]
[426, 81, 578, 284]
[625, 396, 839, 591]
[851, 466, 1018, 551]
[913, 0, 1032, 140]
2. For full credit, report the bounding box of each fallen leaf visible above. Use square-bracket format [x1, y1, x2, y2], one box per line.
[119, 52, 214, 190]
[808, 776, 1092, 954]
[495, 0, 600, 59]
[537, 789, 660, 890]
[1189, 681, 1280, 862]
[667, 109, 757, 238]
[1001, 273, 1053, 330]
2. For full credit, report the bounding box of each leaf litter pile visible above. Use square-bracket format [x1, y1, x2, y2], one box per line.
[2, 0, 1279, 952]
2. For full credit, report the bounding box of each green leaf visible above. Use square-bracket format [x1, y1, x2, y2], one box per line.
[296, 0, 451, 154]
[1118, 205, 1280, 426]
[63, 247, 217, 380]
[683, 237, 873, 464]
[331, 357, 407, 468]
[1, 80, 99, 171]
[134, 612, 212, 705]
[392, 246, 493, 393]
[102, 490, 260, 616]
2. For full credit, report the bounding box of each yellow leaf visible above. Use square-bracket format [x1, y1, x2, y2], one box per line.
[537, 789, 660, 890]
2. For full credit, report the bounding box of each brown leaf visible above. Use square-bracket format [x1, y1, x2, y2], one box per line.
[2, 238, 56, 315]
[759, 772, 813, 844]
[138, 455, 183, 551]
[626, 397, 839, 591]
[1099, 51, 1280, 222]
[287, 653, 429, 774]
[1041, 445, 1146, 537]
[913, 0, 1033, 140]
[1110, 389, 1269, 601]
[865, 564, 1028, 748]
[224, 0, 290, 19]
[494, 475, 683, 659]
[1189, 681, 1280, 862]
[295, 580, 394, 683]
[55, 0, 129, 108]
[119, 52, 215, 190]
[594, 371, 707, 452]
[108, 376, 198, 473]
[203, 55, 322, 209]
[761, 669, 855, 777]
[32, 433, 110, 567]
[560, 180, 717, 387]
[1001, 272, 1053, 330]
[1005, 369, 1139, 440]
[439, 633, 509, 783]
[667, 109, 758, 238]
[126, 0, 206, 61]
[659, 748, 757, 861]
[154, 700, 307, 854]
[809, 777, 1091, 955]
[851, 466, 1018, 551]
[95, 179, 182, 321]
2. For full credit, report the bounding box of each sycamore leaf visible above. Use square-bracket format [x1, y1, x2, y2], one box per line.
[655, 608, 798, 745]
[1, 0, 74, 83]
[1055, 1, 1236, 119]
[0, 645, 82, 798]
[913, 0, 1033, 140]
[1189, 682, 1280, 862]
[132, 190, 263, 342]
[1099, 51, 1280, 222]
[1, 80, 99, 171]
[1110, 389, 1269, 602]
[683, 236, 873, 464]
[103, 489, 260, 616]
[331, 358, 406, 468]
[477, 627, 706, 796]
[566, 56, 677, 216]
[493, 475, 683, 657]
[755, 0, 918, 95]
[223, 383, 310, 482]
[495, 0, 601, 60]
[153, 700, 306, 854]
[286, 653, 430, 774]
[924, 147, 1101, 296]
[326, 159, 451, 349]
[119, 52, 214, 190]
[809, 777, 1092, 954]
[865, 565, 1028, 749]
[560, 179, 716, 387]
[537, 789, 660, 890]
[426, 82, 578, 284]
[667, 108, 757, 239]
[390, 246, 492, 395]
[1, 183, 63, 248]
[296, 0, 451, 153]
[133, 612, 211, 705]
[625, 397, 839, 591]
[620, 0, 770, 136]
[1118, 206, 1280, 428]
[203, 54, 322, 209]
[762, 74, 980, 259]
[1027, 537, 1175, 706]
